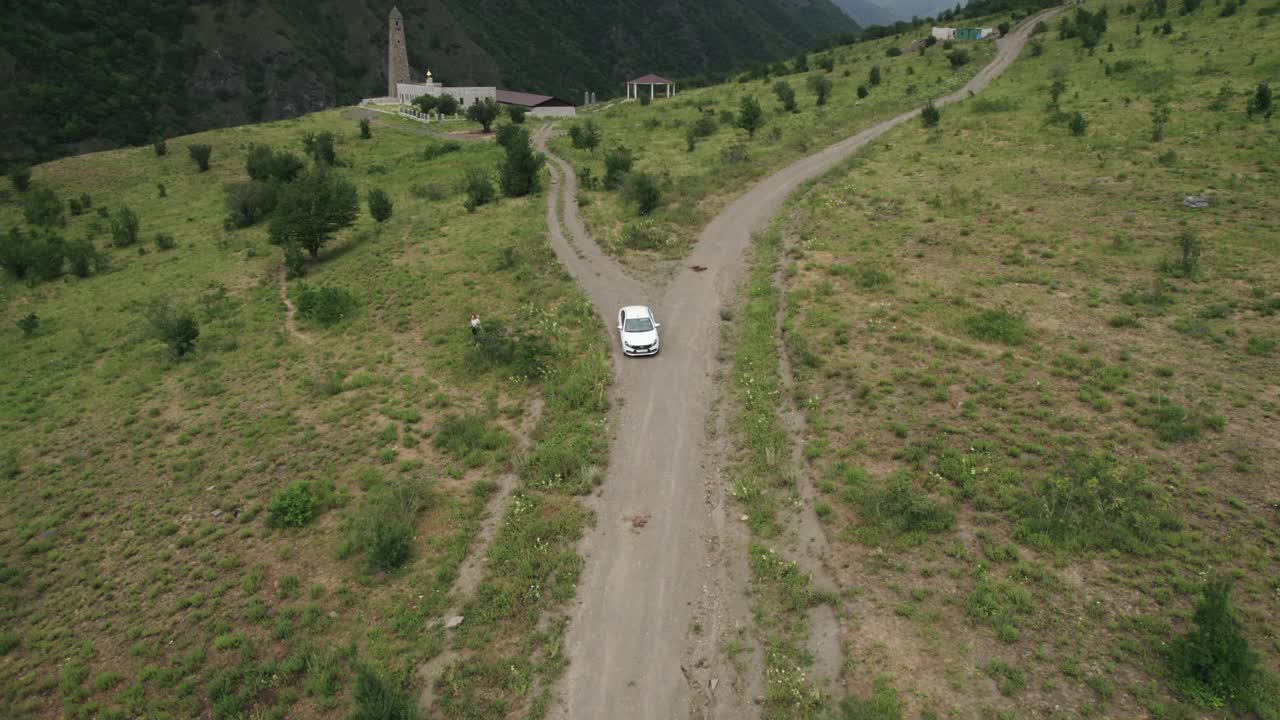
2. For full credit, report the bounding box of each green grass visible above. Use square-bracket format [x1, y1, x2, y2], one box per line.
[0, 108, 608, 718]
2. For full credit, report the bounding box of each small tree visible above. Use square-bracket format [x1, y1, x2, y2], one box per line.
[144, 299, 199, 359]
[507, 106, 528, 124]
[869, 65, 883, 86]
[302, 132, 336, 167]
[1151, 97, 1172, 140]
[17, 313, 39, 338]
[359, 118, 372, 139]
[188, 144, 212, 172]
[793, 53, 809, 73]
[268, 169, 359, 259]
[22, 188, 65, 227]
[621, 172, 661, 215]
[921, 99, 941, 127]
[817, 55, 835, 72]
[153, 138, 167, 156]
[413, 95, 437, 115]
[110, 205, 141, 247]
[1049, 79, 1068, 107]
[462, 168, 496, 212]
[857, 85, 869, 99]
[247, 145, 305, 183]
[1170, 579, 1258, 708]
[368, 189, 393, 223]
[1069, 111, 1088, 136]
[436, 94, 459, 116]
[736, 95, 765, 139]
[65, 237, 103, 277]
[569, 120, 601, 153]
[773, 81, 798, 113]
[603, 146, 634, 190]
[1246, 81, 1273, 120]
[466, 98, 502, 133]
[1175, 229, 1201, 276]
[947, 50, 971, 68]
[807, 75, 833, 106]
[498, 127, 545, 198]
[9, 166, 32, 193]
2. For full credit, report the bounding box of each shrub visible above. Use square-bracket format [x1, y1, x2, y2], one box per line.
[1069, 111, 1088, 136]
[9, 165, 32, 192]
[869, 65, 882, 86]
[156, 182, 166, 198]
[464, 319, 552, 379]
[143, 299, 199, 358]
[344, 476, 434, 572]
[568, 120, 602, 152]
[817, 55, 835, 72]
[154, 233, 176, 251]
[621, 172, 661, 215]
[294, 284, 357, 326]
[269, 169, 359, 258]
[619, 219, 668, 250]
[639, 94, 651, 106]
[947, 50, 972, 68]
[421, 141, 461, 161]
[302, 132, 336, 166]
[1170, 580, 1259, 710]
[350, 664, 419, 720]
[1030, 39, 1045, 56]
[65, 237, 104, 277]
[435, 93, 459, 115]
[807, 75, 833, 106]
[110, 205, 141, 247]
[462, 168, 496, 212]
[886, 46, 903, 57]
[268, 482, 319, 528]
[22, 188, 65, 227]
[359, 118, 371, 139]
[153, 138, 167, 156]
[1162, 229, 1202, 277]
[17, 313, 39, 337]
[850, 471, 955, 537]
[720, 143, 749, 165]
[1, 228, 61, 280]
[246, 145, 305, 183]
[857, 85, 869, 99]
[921, 99, 941, 127]
[963, 308, 1028, 344]
[188, 144, 212, 171]
[498, 126, 545, 198]
[1246, 335, 1276, 356]
[507, 106, 527, 124]
[366, 519, 413, 571]
[465, 97, 501, 132]
[433, 414, 509, 467]
[1246, 81, 1273, 120]
[409, 182, 447, 201]
[773, 81, 797, 112]
[603, 146, 634, 189]
[223, 180, 280, 228]
[367, 188, 393, 223]
[1136, 396, 1223, 442]
[736, 95, 765, 139]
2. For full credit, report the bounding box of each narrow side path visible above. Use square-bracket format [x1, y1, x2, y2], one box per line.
[537, 10, 1060, 718]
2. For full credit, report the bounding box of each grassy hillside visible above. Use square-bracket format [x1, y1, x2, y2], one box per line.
[728, 1, 1280, 718]
[551, 27, 1000, 271]
[0, 111, 608, 718]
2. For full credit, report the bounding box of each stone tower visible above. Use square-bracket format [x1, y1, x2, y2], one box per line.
[387, 6, 410, 98]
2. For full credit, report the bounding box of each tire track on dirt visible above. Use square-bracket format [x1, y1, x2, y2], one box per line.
[534, 11, 1059, 718]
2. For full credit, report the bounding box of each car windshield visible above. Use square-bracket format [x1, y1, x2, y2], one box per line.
[624, 317, 654, 333]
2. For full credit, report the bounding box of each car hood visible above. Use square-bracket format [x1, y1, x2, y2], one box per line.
[623, 330, 658, 346]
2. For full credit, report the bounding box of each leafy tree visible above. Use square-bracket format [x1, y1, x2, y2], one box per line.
[268, 169, 359, 259]
[462, 168, 496, 213]
[807, 75, 833, 106]
[188, 144, 212, 172]
[144, 299, 199, 359]
[869, 65, 883, 86]
[466, 98, 502, 133]
[246, 145, 304, 183]
[368, 188, 393, 223]
[154, 232, 176, 251]
[436, 94, 459, 116]
[603, 146, 634, 189]
[1069, 111, 1088, 136]
[568, 120, 602, 153]
[792, 53, 809, 73]
[1, 228, 61, 280]
[948, 50, 971, 68]
[110, 205, 141, 247]
[1174, 229, 1201, 277]
[886, 46, 903, 57]
[17, 313, 39, 338]
[507, 106, 528, 124]
[1049, 79, 1068, 107]
[224, 181, 280, 228]
[412, 95, 437, 114]
[8, 165, 31, 193]
[495, 123, 524, 151]
[621, 172, 661, 215]
[736, 95, 766, 139]
[359, 118, 372, 139]
[65, 237, 103, 277]
[22, 188, 65, 227]
[1150, 97, 1172, 140]
[1247, 82, 1273, 120]
[302, 132, 336, 167]
[921, 99, 941, 127]
[1170, 580, 1258, 708]
[817, 55, 835, 72]
[153, 138, 167, 156]
[773, 81, 798, 112]
[498, 127, 546, 198]
[857, 85, 869, 99]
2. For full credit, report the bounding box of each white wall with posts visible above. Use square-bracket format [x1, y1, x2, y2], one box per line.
[625, 78, 675, 100]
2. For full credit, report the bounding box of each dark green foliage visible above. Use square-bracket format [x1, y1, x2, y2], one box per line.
[359, 118, 371, 139]
[1049, 79, 1068, 107]
[188, 144, 212, 172]
[773, 81, 797, 112]
[1, 227, 64, 281]
[639, 94, 651, 106]
[350, 664, 419, 720]
[817, 54, 835, 71]
[110, 205, 141, 247]
[1069, 111, 1088, 136]
[367, 189, 393, 223]
[284, 243, 307, 280]
[1180, 0, 1201, 13]
[367, 521, 413, 571]
[65, 237, 104, 277]
[17, 313, 39, 338]
[268, 482, 319, 528]
[886, 46, 903, 57]
[1030, 38, 1044, 56]
[1162, 19, 1174, 33]
[963, 308, 1027, 344]
[462, 168, 496, 212]
[464, 320, 552, 379]
[224, 181, 280, 228]
[921, 99, 941, 127]
[344, 476, 434, 572]
[433, 414, 509, 467]
[792, 53, 809, 73]
[736, 95, 765, 139]
[1135, 396, 1224, 441]
[507, 106, 527, 124]
[948, 50, 972, 68]
[603, 146, 634, 190]
[495, 123, 523, 151]
[869, 65, 882, 86]
[412, 95, 437, 114]
[621, 172, 661, 215]
[1151, 97, 1172, 140]
[302, 132, 336, 166]
[1161, 229, 1202, 277]
[156, 182, 166, 198]
[465, 98, 501, 132]
[998, 21, 1012, 33]
[268, 169, 359, 258]
[246, 145, 305, 183]
[1219, 0, 1239, 15]
[807, 75, 833, 106]
[568, 120, 602, 153]
[154, 233, 176, 251]
[840, 677, 903, 720]
[435, 94, 459, 116]
[153, 138, 167, 156]
[1247, 82, 1273, 119]
[143, 299, 199, 359]
[498, 126, 545, 198]
[421, 141, 462, 161]
[847, 470, 955, 537]
[294, 284, 358, 326]
[1170, 580, 1259, 710]
[22, 188, 65, 227]
[1060, 6, 1109, 47]
[9, 166, 31, 192]
[857, 85, 869, 99]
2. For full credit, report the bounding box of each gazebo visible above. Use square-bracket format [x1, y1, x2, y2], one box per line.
[625, 74, 675, 100]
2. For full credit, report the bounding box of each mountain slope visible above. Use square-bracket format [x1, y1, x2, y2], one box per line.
[830, 0, 897, 27]
[0, 0, 856, 168]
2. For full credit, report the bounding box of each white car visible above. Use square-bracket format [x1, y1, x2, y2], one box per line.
[618, 305, 660, 356]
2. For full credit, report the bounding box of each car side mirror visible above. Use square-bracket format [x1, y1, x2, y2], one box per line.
[617, 325, 623, 330]
[654, 323, 661, 328]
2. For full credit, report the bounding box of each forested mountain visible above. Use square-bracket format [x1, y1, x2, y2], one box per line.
[0, 0, 856, 168]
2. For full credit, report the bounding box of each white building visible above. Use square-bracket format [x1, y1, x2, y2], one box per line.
[396, 70, 496, 108]
[931, 27, 996, 40]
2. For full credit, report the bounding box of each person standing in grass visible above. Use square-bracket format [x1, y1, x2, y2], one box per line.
[470, 313, 481, 339]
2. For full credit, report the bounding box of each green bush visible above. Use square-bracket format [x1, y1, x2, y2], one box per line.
[22, 188, 65, 227]
[498, 126, 545, 198]
[433, 414, 509, 467]
[223, 180, 280, 228]
[1247, 81, 1273, 119]
[188, 143, 212, 171]
[962, 308, 1028, 345]
[246, 145, 304, 183]
[857, 85, 869, 99]
[921, 99, 941, 127]
[153, 138, 167, 156]
[465, 97, 501, 132]
[772, 81, 797, 112]
[350, 664, 418, 720]
[359, 118, 372, 139]
[507, 106, 527, 124]
[343, 476, 434, 572]
[302, 132, 336, 166]
[110, 205, 141, 247]
[367, 188, 393, 223]
[735, 95, 765, 139]
[9, 165, 32, 192]
[807, 75, 833, 106]
[568, 120, 601, 152]
[294, 284, 357, 326]
[421, 141, 461, 161]
[869, 64, 882, 86]
[17, 313, 39, 338]
[1, 228, 64, 281]
[621, 171, 661, 215]
[1135, 396, 1224, 441]
[603, 146, 634, 189]
[268, 482, 319, 528]
[268, 169, 359, 258]
[1069, 111, 1088, 136]
[154, 233, 176, 251]
[1171, 580, 1261, 711]
[143, 299, 199, 359]
[464, 319, 552, 380]
[947, 50, 972, 68]
[462, 167, 496, 212]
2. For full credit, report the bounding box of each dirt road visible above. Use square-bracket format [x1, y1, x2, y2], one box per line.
[534, 11, 1057, 718]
